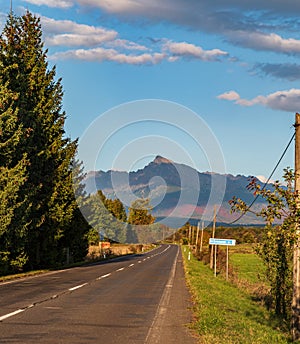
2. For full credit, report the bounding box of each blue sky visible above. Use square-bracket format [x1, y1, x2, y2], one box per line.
[1, 0, 300, 182]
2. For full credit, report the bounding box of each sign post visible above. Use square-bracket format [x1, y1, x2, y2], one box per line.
[209, 238, 236, 279]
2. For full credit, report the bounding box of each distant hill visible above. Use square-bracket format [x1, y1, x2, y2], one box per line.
[84, 155, 269, 227]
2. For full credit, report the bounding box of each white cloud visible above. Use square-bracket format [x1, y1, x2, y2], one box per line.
[45, 33, 111, 47]
[227, 31, 300, 55]
[51, 47, 166, 65]
[41, 17, 227, 65]
[107, 39, 148, 51]
[41, 17, 117, 47]
[23, 0, 73, 8]
[74, 0, 300, 55]
[217, 88, 300, 112]
[38, 14, 229, 66]
[80, 0, 300, 15]
[76, 0, 152, 13]
[217, 90, 240, 101]
[163, 41, 228, 61]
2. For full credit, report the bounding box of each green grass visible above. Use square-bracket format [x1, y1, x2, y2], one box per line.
[230, 251, 267, 284]
[182, 246, 291, 343]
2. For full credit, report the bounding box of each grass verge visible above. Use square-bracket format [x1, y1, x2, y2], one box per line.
[182, 246, 291, 343]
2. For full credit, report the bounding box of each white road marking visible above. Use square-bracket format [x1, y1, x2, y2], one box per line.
[0, 309, 24, 322]
[68, 283, 88, 291]
[96, 273, 111, 280]
[0, 246, 169, 323]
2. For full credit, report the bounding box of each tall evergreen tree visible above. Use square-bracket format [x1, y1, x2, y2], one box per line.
[0, 11, 89, 270]
[0, 76, 30, 273]
[60, 159, 90, 263]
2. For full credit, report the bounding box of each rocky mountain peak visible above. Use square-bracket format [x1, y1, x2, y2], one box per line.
[153, 155, 173, 165]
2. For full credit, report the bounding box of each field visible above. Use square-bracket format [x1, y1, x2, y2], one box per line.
[182, 245, 291, 343]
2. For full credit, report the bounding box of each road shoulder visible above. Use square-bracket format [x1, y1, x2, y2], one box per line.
[146, 245, 198, 344]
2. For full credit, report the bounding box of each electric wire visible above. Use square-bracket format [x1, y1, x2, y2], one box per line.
[226, 132, 295, 225]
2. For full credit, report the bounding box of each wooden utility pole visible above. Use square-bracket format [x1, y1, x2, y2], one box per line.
[210, 206, 217, 270]
[200, 221, 204, 253]
[195, 221, 200, 248]
[192, 225, 195, 245]
[292, 113, 300, 341]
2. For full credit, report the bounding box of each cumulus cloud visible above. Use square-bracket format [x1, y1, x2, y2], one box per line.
[76, 0, 156, 13]
[77, 0, 300, 17]
[217, 88, 300, 112]
[163, 41, 228, 61]
[73, 0, 300, 55]
[41, 16, 158, 63]
[41, 16, 227, 65]
[51, 47, 166, 65]
[23, 0, 73, 8]
[227, 31, 300, 55]
[41, 17, 117, 47]
[107, 39, 148, 51]
[22, 1, 300, 57]
[216, 90, 240, 101]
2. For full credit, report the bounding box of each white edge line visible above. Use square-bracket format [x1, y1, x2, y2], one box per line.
[68, 282, 88, 291]
[0, 309, 24, 322]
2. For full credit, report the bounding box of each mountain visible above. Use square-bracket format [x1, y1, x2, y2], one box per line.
[84, 155, 269, 227]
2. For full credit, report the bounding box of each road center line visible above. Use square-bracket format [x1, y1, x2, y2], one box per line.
[68, 283, 88, 291]
[116, 267, 124, 272]
[96, 273, 111, 280]
[129, 264, 134, 267]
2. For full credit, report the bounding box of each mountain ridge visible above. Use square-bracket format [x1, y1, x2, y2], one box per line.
[84, 155, 268, 227]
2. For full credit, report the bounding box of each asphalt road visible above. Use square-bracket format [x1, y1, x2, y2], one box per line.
[0, 244, 197, 343]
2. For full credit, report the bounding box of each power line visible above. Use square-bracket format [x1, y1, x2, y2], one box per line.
[226, 132, 295, 225]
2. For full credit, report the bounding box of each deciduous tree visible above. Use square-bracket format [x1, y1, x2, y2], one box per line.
[230, 168, 297, 321]
[128, 198, 155, 226]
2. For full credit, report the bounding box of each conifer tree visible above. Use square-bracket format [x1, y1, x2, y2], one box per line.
[0, 11, 89, 269]
[0, 77, 30, 273]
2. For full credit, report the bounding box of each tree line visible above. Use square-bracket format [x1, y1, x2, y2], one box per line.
[85, 191, 157, 245]
[0, 10, 160, 275]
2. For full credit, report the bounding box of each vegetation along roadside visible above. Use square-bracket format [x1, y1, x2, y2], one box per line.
[182, 245, 291, 344]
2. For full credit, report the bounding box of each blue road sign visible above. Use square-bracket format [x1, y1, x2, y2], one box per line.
[209, 238, 236, 246]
